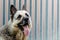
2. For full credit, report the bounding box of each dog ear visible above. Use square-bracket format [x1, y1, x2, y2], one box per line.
[10, 5, 17, 21]
[22, 5, 27, 10]
[10, 5, 17, 15]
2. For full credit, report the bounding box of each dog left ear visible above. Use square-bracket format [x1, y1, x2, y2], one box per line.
[22, 5, 27, 10]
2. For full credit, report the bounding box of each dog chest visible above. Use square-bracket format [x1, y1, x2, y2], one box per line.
[0, 27, 16, 40]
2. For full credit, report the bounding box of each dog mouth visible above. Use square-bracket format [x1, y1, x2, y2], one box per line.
[17, 22, 29, 31]
[17, 19, 30, 36]
[17, 24, 30, 36]
[23, 25, 30, 36]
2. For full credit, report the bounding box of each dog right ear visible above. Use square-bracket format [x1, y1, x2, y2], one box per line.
[10, 5, 17, 21]
[10, 5, 17, 15]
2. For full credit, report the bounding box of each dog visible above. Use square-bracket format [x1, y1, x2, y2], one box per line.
[0, 5, 32, 40]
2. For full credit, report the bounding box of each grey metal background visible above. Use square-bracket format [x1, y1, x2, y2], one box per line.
[0, 0, 59, 40]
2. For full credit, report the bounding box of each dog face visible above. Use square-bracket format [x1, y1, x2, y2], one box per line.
[13, 10, 31, 26]
[8, 5, 32, 36]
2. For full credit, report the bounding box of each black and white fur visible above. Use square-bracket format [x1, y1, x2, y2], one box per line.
[0, 5, 32, 40]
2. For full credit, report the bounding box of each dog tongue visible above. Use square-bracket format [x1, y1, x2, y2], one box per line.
[23, 26, 30, 36]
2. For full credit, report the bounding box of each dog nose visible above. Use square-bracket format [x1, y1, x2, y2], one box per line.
[24, 18, 29, 21]
[23, 18, 29, 26]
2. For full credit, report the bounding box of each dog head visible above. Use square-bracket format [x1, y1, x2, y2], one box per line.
[8, 5, 32, 36]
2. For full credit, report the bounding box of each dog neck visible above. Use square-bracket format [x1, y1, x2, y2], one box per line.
[8, 19, 20, 35]
[8, 19, 15, 35]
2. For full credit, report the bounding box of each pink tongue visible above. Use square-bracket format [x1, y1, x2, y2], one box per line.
[23, 26, 30, 36]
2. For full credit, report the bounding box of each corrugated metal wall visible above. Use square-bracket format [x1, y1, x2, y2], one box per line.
[0, 0, 59, 40]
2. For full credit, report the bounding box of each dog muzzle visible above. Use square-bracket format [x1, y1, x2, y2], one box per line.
[17, 17, 30, 36]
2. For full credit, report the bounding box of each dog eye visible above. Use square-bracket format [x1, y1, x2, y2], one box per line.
[25, 13, 29, 17]
[17, 15, 22, 19]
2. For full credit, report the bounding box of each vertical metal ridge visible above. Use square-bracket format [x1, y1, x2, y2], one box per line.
[3, 0, 5, 25]
[30, 0, 32, 16]
[29, 0, 32, 40]
[19, 0, 21, 10]
[57, 0, 59, 40]
[35, 0, 37, 40]
[46, 0, 48, 40]
[58, 0, 60, 40]
[14, 0, 16, 6]
[52, 0, 54, 40]
[8, 0, 10, 21]
[40, 0, 42, 40]
[24, 0, 27, 6]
